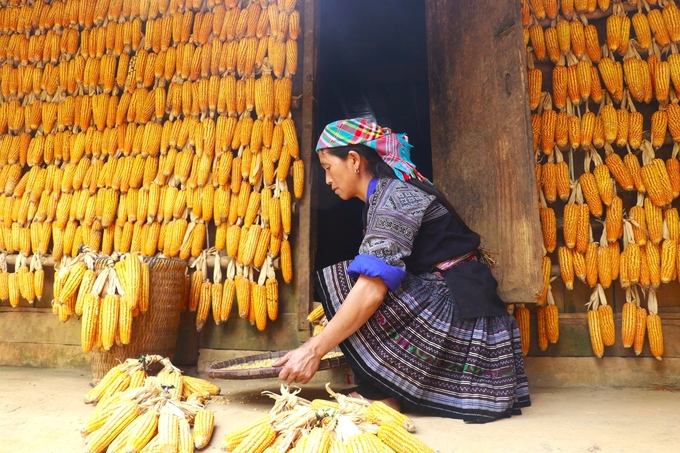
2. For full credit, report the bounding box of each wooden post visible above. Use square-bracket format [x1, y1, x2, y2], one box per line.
[424, 0, 543, 303]
[291, 0, 320, 337]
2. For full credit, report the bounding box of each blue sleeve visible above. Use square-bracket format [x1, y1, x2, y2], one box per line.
[346, 254, 407, 292]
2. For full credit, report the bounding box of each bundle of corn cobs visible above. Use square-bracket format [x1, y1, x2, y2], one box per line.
[51, 250, 152, 353]
[519, 0, 680, 359]
[221, 384, 434, 453]
[0, 0, 303, 334]
[306, 302, 327, 337]
[82, 354, 220, 453]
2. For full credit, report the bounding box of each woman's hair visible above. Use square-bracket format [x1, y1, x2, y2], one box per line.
[321, 143, 470, 230]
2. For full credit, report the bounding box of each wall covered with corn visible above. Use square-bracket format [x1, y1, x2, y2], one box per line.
[519, 0, 680, 361]
[0, 0, 304, 356]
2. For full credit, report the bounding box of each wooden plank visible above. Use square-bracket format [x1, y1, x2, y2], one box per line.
[291, 0, 319, 333]
[527, 313, 680, 358]
[199, 313, 300, 351]
[423, 0, 543, 303]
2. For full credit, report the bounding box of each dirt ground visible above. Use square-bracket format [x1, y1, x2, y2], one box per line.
[1, 366, 679, 453]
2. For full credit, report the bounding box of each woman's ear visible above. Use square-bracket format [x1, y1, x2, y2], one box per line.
[347, 150, 361, 169]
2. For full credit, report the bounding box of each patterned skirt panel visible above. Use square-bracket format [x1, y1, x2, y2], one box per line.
[315, 260, 531, 423]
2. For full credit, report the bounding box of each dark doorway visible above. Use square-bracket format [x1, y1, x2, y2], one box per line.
[313, 0, 432, 271]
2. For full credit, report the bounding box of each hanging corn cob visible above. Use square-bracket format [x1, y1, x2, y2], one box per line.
[513, 304, 530, 356]
[586, 285, 605, 358]
[647, 290, 664, 360]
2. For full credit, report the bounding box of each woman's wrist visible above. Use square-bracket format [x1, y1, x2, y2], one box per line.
[304, 333, 331, 359]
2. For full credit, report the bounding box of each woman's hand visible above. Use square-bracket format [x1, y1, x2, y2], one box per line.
[274, 275, 387, 384]
[274, 342, 323, 384]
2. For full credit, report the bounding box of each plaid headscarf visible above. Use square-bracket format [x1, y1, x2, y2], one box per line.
[316, 118, 430, 183]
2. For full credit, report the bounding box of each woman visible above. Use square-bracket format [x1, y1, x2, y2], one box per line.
[274, 118, 530, 423]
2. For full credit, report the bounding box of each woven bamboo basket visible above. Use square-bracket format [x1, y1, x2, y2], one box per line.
[90, 256, 187, 381]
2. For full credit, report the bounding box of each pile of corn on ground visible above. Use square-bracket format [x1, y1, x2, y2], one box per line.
[520, 0, 680, 361]
[80, 355, 221, 453]
[3, 365, 680, 453]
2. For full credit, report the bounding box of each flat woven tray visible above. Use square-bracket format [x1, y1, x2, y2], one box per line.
[205, 350, 347, 380]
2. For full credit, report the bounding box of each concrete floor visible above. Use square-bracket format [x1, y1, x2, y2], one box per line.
[1, 366, 679, 453]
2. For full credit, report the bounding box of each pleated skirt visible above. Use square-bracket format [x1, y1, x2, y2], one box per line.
[314, 260, 531, 423]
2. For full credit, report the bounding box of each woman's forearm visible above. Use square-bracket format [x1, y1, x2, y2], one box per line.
[305, 275, 388, 358]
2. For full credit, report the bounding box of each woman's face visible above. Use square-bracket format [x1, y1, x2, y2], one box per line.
[318, 150, 360, 200]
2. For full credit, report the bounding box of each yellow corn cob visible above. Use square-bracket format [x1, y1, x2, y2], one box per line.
[628, 243, 642, 284]
[280, 190, 292, 235]
[581, 111, 595, 149]
[231, 422, 276, 453]
[157, 412, 180, 453]
[558, 246, 574, 290]
[580, 172, 603, 217]
[632, 12, 652, 50]
[642, 158, 673, 207]
[570, 114, 583, 149]
[544, 304, 560, 344]
[632, 306, 647, 355]
[252, 283, 267, 331]
[584, 24, 601, 63]
[100, 294, 121, 351]
[661, 238, 677, 283]
[563, 203, 579, 248]
[556, 160, 570, 201]
[640, 245, 652, 287]
[668, 101, 680, 141]
[598, 244, 612, 289]
[221, 278, 236, 323]
[599, 57, 621, 102]
[118, 410, 158, 453]
[665, 207, 680, 241]
[118, 297, 132, 345]
[212, 282, 223, 325]
[281, 239, 293, 283]
[629, 205, 647, 246]
[587, 308, 604, 358]
[513, 305, 530, 356]
[570, 20, 585, 58]
[664, 2, 680, 43]
[553, 112, 568, 150]
[605, 151, 634, 191]
[606, 196, 623, 242]
[542, 108, 557, 154]
[600, 104, 619, 144]
[606, 14, 623, 51]
[242, 224, 262, 266]
[80, 294, 101, 353]
[555, 18, 570, 56]
[647, 241, 662, 289]
[237, 181, 253, 222]
[537, 305, 548, 351]
[573, 246, 587, 284]
[196, 281, 212, 332]
[84, 399, 140, 453]
[190, 410, 215, 450]
[621, 301, 637, 349]
[235, 274, 251, 319]
[597, 303, 615, 347]
[624, 152, 646, 193]
[586, 242, 600, 287]
[666, 158, 680, 198]
[615, 108, 629, 148]
[647, 312, 664, 360]
[619, 245, 635, 286]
